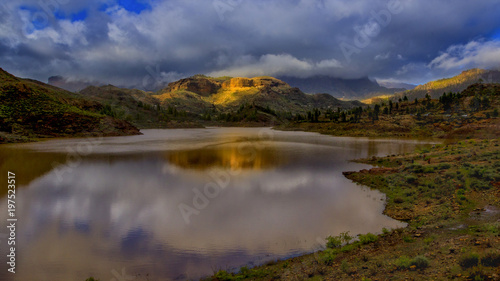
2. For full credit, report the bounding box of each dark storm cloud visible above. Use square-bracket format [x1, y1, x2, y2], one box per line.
[0, 0, 499, 89]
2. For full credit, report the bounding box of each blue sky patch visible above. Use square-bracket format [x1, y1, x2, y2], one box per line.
[491, 28, 500, 40]
[118, 0, 151, 14]
[71, 10, 88, 22]
[54, 10, 65, 20]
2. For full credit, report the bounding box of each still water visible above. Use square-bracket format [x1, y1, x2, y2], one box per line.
[0, 128, 432, 280]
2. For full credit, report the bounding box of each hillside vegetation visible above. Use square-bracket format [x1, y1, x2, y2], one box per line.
[278, 83, 500, 139]
[155, 75, 363, 113]
[395, 69, 500, 100]
[79, 75, 364, 128]
[0, 68, 140, 143]
[3, 68, 499, 144]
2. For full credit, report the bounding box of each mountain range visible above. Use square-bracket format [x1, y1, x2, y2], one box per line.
[279, 76, 406, 100]
[48, 73, 409, 101]
[154, 75, 363, 113]
[1, 69, 364, 142]
[2, 67, 500, 143]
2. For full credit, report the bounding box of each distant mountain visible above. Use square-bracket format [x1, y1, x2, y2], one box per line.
[377, 81, 416, 90]
[48, 75, 97, 92]
[395, 69, 500, 100]
[156, 75, 364, 114]
[278, 75, 405, 100]
[0, 68, 140, 143]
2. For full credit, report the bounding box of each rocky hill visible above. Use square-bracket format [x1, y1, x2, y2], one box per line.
[156, 75, 363, 114]
[395, 68, 500, 100]
[0, 68, 140, 143]
[279, 75, 404, 100]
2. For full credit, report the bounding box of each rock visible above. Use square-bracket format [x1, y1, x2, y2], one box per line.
[221, 77, 289, 89]
[166, 77, 220, 96]
[221, 77, 255, 88]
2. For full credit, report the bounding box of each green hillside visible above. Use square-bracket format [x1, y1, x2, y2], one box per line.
[79, 85, 177, 128]
[278, 83, 500, 139]
[396, 69, 500, 100]
[0, 68, 140, 143]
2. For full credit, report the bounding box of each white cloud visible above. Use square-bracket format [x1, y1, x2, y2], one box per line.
[374, 52, 390, 60]
[316, 58, 342, 68]
[429, 39, 500, 70]
[2, 0, 500, 87]
[396, 62, 420, 75]
[208, 54, 343, 78]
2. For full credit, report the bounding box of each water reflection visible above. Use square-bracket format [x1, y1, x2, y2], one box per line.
[0, 128, 433, 281]
[167, 143, 284, 171]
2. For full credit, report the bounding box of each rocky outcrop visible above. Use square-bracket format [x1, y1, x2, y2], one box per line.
[251, 77, 289, 88]
[221, 77, 289, 89]
[221, 77, 255, 88]
[165, 76, 290, 97]
[166, 77, 221, 96]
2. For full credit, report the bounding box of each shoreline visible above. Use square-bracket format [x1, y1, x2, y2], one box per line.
[201, 134, 500, 280]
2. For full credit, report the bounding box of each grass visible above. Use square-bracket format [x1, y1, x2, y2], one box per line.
[358, 233, 378, 244]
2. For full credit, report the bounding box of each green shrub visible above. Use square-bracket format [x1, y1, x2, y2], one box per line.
[320, 249, 338, 265]
[359, 233, 378, 244]
[395, 256, 412, 269]
[459, 253, 479, 269]
[214, 270, 233, 281]
[402, 235, 415, 243]
[467, 268, 487, 281]
[484, 222, 499, 235]
[326, 235, 342, 249]
[438, 163, 451, 170]
[423, 166, 435, 173]
[340, 242, 360, 253]
[405, 175, 418, 184]
[423, 236, 435, 245]
[481, 252, 500, 267]
[407, 164, 424, 173]
[339, 231, 353, 244]
[393, 197, 404, 204]
[410, 256, 429, 269]
[382, 228, 390, 235]
[395, 255, 430, 270]
[470, 179, 491, 190]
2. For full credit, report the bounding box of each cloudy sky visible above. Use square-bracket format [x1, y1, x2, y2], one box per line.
[1, 0, 499, 89]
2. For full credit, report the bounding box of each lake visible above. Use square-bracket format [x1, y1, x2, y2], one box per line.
[0, 128, 432, 281]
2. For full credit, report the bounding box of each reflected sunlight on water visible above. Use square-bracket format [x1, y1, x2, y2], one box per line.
[0, 128, 434, 281]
